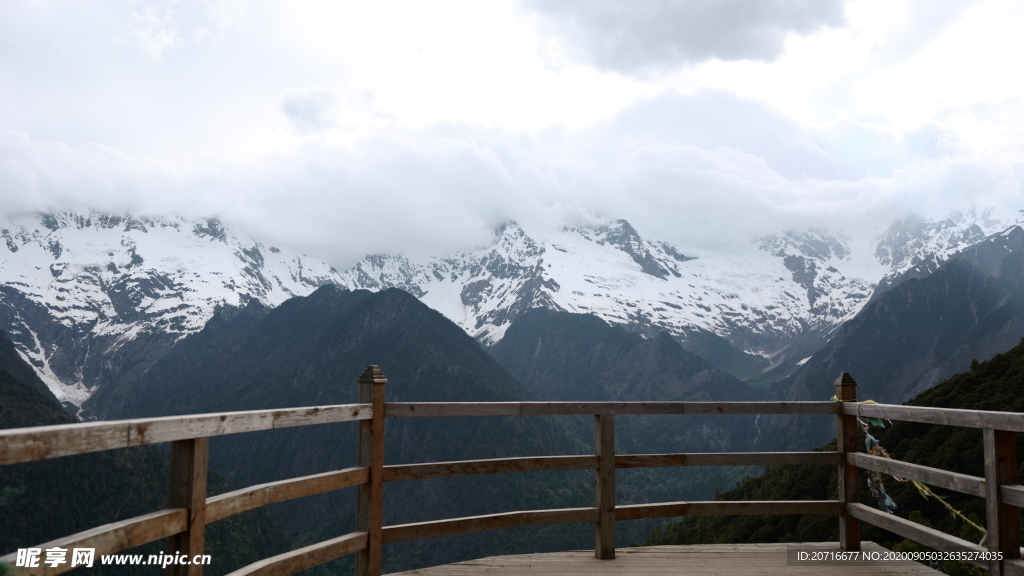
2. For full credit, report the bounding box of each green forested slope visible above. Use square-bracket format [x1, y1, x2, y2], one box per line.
[647, 340, 1024, 573]
[0, 332, 292, 576]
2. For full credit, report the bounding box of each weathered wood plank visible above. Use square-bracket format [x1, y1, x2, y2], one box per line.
[381, 508, 599, 544]
[225, 531, 367, 576]
[167, 438, 208, 576]
[847, 403, 1024, 433]
[688, 451, 841, 466]
[0, 420, 132, 467]
[847, 452, 986, 497]
[594, 414, 615, 560]
[0, 508, 187, 576]
[984, 429, 1019, 576]
[615, 452, 840, 469]
[835, 373, 860, 552]
[615, 501, 689, 521]
[1002, 484, 1024, 508]
[387, 542, 945, 575]
[385, 401, 838, 418]
[614, 501, 840, 521]
[0, 404, 371, 466]
[383, 456, 596, 482]
[355, 366, 386, 576]
[207, 467, 369, 524]
[847, 503, 988, 568]
[384, 403, 521, 418]
[130, 404, 372, 447]
[679, 402, 839, 415]
[687, 500, 843, 516]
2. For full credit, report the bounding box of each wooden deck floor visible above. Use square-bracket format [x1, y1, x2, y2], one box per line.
[394, 542, 939, 575]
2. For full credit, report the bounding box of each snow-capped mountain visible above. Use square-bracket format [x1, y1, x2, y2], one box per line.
[873, 209, 1014, 294]
[340, 221, 873, 359]
[0, 210, 343, 411]
[339, 209, 1019, 363]
[1, 207, 1018, 413]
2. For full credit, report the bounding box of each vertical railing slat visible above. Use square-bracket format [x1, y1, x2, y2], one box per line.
[835, 373, 860, 551]
[355, 366, 387, 576]
[594, 413, 616, 559]
[984, 428, 1019, 576]
[166, 437, 209, 576]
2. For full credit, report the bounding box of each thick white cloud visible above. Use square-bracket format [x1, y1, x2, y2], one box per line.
[0, 0, 1021, 269]
[522, 0, 847, 75]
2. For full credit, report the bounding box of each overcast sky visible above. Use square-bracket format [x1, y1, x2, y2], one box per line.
[2, 0, 1022, 266]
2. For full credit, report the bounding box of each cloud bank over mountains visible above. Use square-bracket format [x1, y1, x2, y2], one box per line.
[1, 0, 1022, 269]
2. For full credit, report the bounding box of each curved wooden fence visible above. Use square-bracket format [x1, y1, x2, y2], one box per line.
[0, 367, 1021, 576]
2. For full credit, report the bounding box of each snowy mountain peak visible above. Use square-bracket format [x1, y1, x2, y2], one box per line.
[0, 210, 344, 409]
[567, 219, 690, 280]
[487, 220, 545, 268]
[872, 208, 1020, 293]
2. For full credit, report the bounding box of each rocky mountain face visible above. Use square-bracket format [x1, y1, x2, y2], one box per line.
[873, 210, 1010, 295]
[0, 210, 344, 417]
[760, 222, 1024, 451]
[340, 209, 1018, 375]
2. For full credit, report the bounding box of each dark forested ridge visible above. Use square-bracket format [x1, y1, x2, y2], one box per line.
[489, 308, 765, 546]
[0, 331, 292, 576]
[0, 329, 66, 414]
[761, 226, 1024, 451]
[104, 286, 595, 573]
[647, 340, 1024, 574]
[490, 308, 760, 453]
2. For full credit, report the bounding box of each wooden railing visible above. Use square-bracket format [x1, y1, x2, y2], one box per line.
[0, 367, 1021, 576]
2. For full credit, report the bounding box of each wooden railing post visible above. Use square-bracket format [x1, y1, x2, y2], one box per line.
[594, 414, 615, 559]
[835, 372, 860, 551]
[166, 437, 209, 576]
[356, 366, 387, 576]
[984, 428, 1019, 576]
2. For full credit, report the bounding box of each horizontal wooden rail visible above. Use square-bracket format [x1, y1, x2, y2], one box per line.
[6, 386, 1020, 576]
[615, 500, 842, 521]
[380, 451, 841, 483]
[0, 404, 371, 466]
[686, 500, 844, 516]
[846, 403, 1024, 433]
[616, 501, 690, 521]
[848, 453, 986, 498]
[615, 451, 840, 468]
[847, 503, 988, 568]
[1002, 484, 1024, 508]
[225, 531, 367, 576]
[385, 401, 839, 418]
[0, 508, 187, 576]
[383, 456, 597, 482]
[207, 467, 368, 524]
[381, 507, 599, 543]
